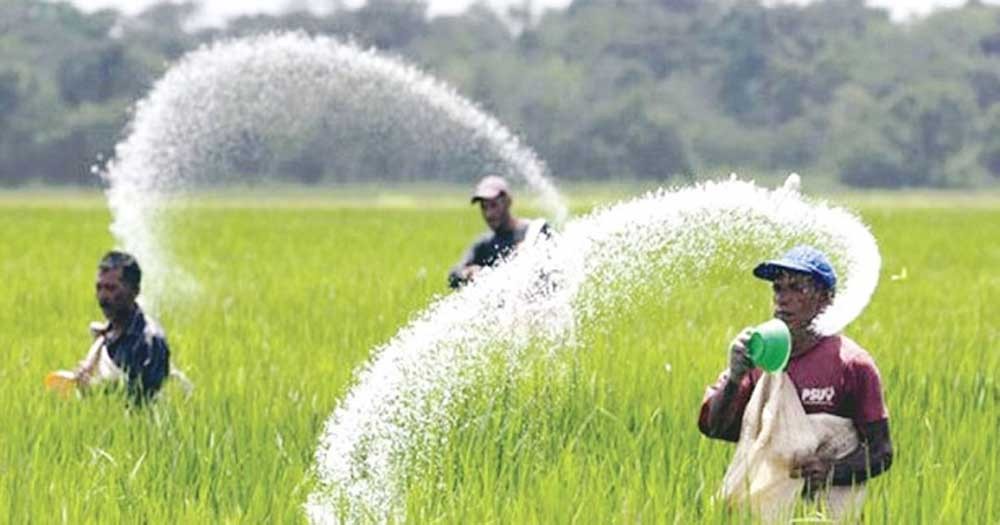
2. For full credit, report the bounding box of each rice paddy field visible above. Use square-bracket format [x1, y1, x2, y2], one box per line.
[0, 188, 996, 523]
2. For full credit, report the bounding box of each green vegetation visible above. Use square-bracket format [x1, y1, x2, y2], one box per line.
[3, 0, 1000, 188]
[0, 191, 996, 523]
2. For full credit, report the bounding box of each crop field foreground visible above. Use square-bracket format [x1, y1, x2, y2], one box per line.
[0, 190, 996, 524]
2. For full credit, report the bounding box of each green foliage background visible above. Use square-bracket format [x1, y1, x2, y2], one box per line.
[3, 0, 1000, 188]
[0, 191, 996, 522]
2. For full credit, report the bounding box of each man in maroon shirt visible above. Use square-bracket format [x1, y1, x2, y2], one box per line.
[698, 245, 893, 495]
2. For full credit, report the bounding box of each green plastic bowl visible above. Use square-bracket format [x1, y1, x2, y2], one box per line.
[747, 318, 791, 373]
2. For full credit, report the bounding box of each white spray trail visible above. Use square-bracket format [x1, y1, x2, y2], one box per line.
[101, 33, 567, 311]
[307, 178, 881, 523]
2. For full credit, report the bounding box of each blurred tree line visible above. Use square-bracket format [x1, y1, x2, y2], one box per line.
[2, 0, 999, 188]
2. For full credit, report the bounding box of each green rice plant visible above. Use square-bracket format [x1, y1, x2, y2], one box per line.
[0, 193, 995, 523]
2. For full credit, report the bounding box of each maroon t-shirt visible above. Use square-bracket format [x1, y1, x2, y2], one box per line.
[698, 334, 889, 442]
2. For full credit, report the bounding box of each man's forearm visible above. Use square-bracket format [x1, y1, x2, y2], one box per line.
[831, 419, 893, 486]
[830, 445, 892, 485]
[702, 377, 745, 440]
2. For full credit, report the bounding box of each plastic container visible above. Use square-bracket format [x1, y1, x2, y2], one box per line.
[747, 319, 791, 373]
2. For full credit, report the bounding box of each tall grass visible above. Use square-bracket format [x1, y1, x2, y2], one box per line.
[0, 194, 995, 523]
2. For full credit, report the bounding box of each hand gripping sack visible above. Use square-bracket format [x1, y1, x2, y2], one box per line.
[721, 372, 866, 522]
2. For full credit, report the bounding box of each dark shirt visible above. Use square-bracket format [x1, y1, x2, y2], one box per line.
[448, 219, 550, 289]
[105, 307, 171, 403]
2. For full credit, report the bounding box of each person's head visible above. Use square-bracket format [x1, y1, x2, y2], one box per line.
[471, 175, 513, 232]
[96, 251, 141, 321]
[752, 245, 836, 333]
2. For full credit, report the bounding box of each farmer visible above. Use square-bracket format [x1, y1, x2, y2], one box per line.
[73, 251, 170, 404]
[698, 245, 893, 495]
[447, 175, 549, 288]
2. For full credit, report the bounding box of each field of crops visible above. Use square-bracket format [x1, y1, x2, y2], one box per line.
[0, 189, 996, 523]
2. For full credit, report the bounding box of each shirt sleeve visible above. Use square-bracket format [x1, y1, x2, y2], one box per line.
[847, 353, 889, 426]
[698, 369, 756, 442]
[449, 234, 494, 288]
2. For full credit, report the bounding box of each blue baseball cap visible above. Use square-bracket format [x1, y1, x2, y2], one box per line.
[753, 245, 837, 291]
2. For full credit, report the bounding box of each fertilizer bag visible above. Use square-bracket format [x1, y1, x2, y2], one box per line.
[721, 372, 866, 522]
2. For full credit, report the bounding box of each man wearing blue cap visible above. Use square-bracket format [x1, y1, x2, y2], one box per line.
[447, 175, 549, 288]
[698, 245, 893, 496]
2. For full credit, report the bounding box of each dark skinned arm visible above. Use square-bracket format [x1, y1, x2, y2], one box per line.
[699, 330, 756, 441]
[831, 419, 893, 485]
[699, 375, 754, 441]
[793, 419, 893, 490]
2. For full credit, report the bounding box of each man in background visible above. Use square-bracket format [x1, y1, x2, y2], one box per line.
[448, 175, 549, 289]
[74, 251, 170, 404]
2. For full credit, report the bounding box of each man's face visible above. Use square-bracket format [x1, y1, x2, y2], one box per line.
[771, 270, 831, 331]
[96, 268, 136, 320]
[479, 194, 511, 232]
